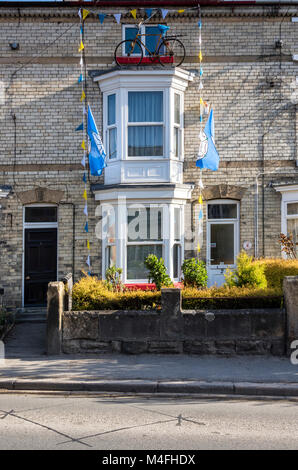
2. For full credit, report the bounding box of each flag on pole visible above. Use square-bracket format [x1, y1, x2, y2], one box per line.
[87, 105, 106, 177]
[196, 109, 220, 171]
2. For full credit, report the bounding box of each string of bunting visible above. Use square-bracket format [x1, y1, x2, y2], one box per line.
[197, 9, 204, 255]
[77, 7, 91, 275]
[80, 6, 199, 24]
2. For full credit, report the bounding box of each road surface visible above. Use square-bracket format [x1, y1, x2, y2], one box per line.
[1, 393, 298, 450]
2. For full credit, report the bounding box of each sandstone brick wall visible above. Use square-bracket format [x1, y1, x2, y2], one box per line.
[0, 5, 297, 305]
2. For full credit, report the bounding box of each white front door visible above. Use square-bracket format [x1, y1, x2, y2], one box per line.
[206, 200, 239, 287]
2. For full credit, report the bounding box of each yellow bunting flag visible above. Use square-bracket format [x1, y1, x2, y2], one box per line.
[199, 195, 203, 205]
[87, 240, 90, 250]
[200, 97, 204, 105]
[83, 189, 88, 201]
[81, 140, 86, 150]
[80, 90, 86, 102]
[82, 9, 90, 21]
[197, 242, 201, 252]
[130, 9, 137, 19]
[178, 9, 185, 13]
[78, 40, 84, 52]
[199, 50, 203, 62]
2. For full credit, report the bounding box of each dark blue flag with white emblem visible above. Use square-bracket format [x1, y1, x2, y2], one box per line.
[196, 109, 219, 171]
[87, 105, 106, 176]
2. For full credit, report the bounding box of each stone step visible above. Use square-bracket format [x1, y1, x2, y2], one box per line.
[16, 316, 46, 324]
[15, 308, 47, 324]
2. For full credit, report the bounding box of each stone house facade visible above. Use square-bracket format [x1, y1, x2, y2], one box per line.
[0, 1, 297, 307]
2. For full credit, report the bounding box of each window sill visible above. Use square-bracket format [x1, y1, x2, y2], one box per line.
[116, 56, 174, 65]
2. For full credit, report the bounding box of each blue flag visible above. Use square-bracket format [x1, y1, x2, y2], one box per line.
[87, 105, 106, 176]
[196, 109, 219, 171]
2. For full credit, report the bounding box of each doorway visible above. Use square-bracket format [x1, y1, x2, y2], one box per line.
[23, 205, 58, 306]
[206, 200, 239, 287]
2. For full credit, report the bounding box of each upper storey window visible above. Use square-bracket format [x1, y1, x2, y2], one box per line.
[93, 68, 193, 185]
[128, 91, 163, 157]
[123, 25, 162, 56]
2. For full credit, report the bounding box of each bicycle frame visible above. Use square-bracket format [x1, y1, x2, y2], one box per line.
[125, 30, 164, 57]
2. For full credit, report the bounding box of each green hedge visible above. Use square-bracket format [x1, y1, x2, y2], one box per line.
[72, 276, 283, 311]
[257, 259, 298, 290]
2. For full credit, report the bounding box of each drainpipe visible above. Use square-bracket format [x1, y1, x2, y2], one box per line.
[59, 202, 76, 282]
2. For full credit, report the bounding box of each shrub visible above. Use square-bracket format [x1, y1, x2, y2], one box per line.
[225, 251, 267, 289]
[181, 258, 207, 288]
[72, 275, 282, 311]
[72, 275, 161, 311]
[182, 285, 282, 309]
[144, 254, 173, 291]
[257, 258, 298, 291]
[105, 266, 123, 292]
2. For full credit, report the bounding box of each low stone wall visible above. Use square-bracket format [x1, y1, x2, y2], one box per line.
[56, 288, 285, 356]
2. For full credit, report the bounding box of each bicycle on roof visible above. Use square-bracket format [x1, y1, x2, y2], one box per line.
[114, 19, 186, 67]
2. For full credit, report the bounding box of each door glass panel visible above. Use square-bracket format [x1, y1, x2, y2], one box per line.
[208, 204, 237, 219]
[210, 223, 234, 265]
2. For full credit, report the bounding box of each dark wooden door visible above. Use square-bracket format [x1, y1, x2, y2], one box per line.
[24, 228, 57, 305]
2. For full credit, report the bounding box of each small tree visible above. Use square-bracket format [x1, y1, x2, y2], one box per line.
[225, 251, 267, 289]
[145, 254, 173, 291]
[105, 266, 123, 292]
[278, 233, 297, 259]
[181, 258, 207, 288]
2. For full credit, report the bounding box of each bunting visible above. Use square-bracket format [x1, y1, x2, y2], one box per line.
[78, 7, 92, 275]
[197, 9, 204, 255]
[77, 6, 200, 25]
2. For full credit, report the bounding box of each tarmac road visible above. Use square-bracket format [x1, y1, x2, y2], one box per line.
[1, 393, 298, 450]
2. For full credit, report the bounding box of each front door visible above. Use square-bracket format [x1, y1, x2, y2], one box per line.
[206, 200, 239, 287]
[24, 228, 57, 305]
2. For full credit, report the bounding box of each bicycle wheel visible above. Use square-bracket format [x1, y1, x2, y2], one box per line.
[158, 38, 185, 67]
[114, 39, 143, 67]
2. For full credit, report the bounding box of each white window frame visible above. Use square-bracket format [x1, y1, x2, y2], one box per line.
[106, 92, 117, 160]
[126, 89, 166, 159]
[171, 90, 184, 161]
[126, 204, 165, 283]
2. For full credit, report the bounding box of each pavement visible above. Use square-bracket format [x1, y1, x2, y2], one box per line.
[2, 320, 298, 397]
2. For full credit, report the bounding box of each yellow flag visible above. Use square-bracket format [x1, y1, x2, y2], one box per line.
[87, 240, 90, 250]
[199, 50, 203, 62]
[80, 90, 86, 102]
[83, 189, 88, 200]
[197, 242, 201, 252]
[200, 97, 204, 105]
[199, 195, 203, 205]
[178, 9, 185, 13]
[82, 9, 90, 20]
[130, 9, 137, 19]
[78, 40, 84, 52]
[81, 140, 86, 150]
